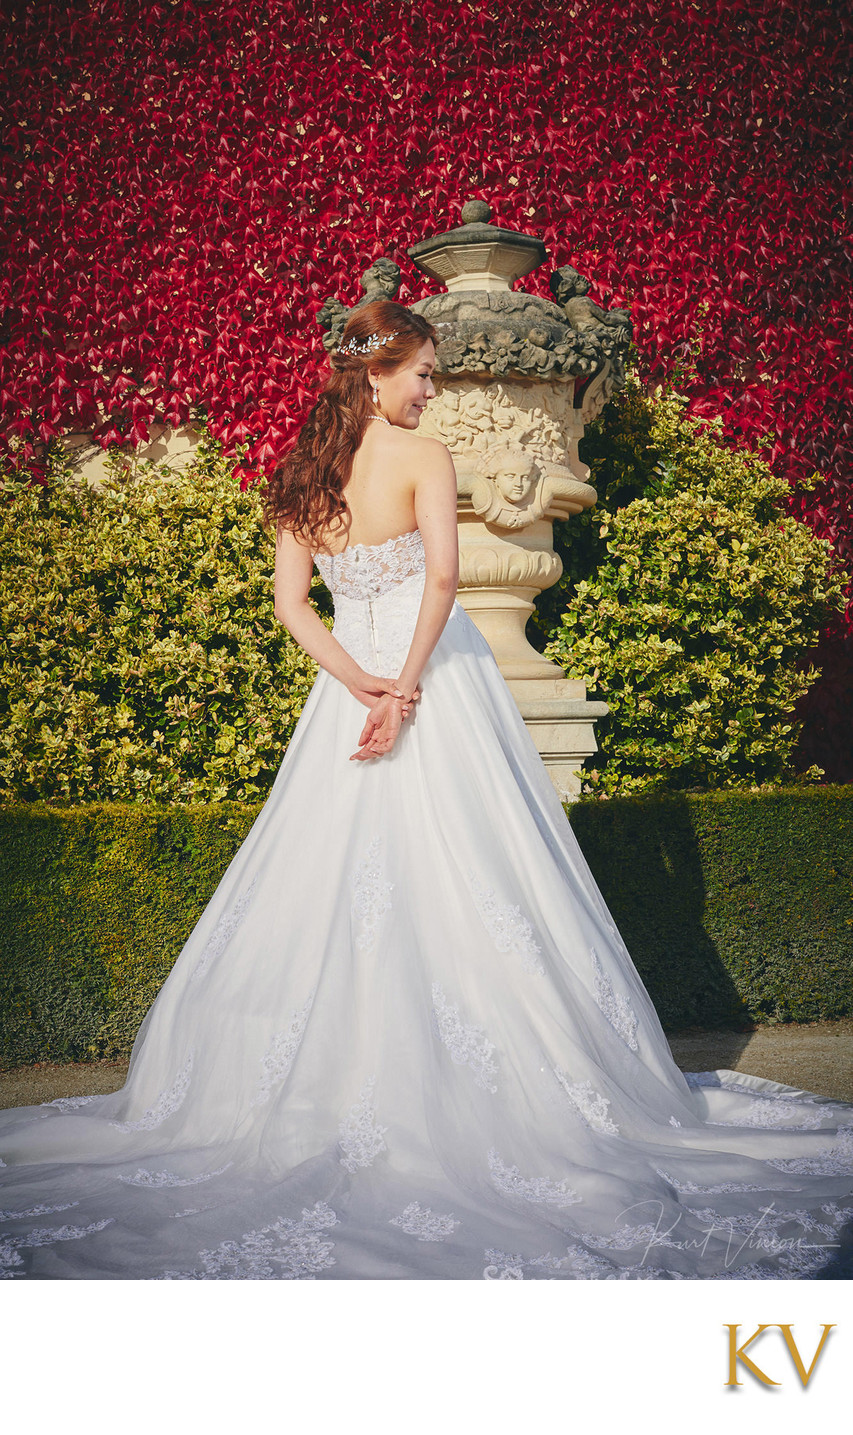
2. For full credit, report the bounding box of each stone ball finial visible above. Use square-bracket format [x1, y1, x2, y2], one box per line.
[461, 200, 492, 225]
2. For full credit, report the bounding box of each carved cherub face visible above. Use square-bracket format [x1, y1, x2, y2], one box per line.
[493, 453, 537, 503]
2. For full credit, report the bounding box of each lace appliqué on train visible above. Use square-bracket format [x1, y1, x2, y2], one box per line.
[468, 872, 545, 976]
[713, 1249, 844, 1279]
[161, 1202, 339, 1280]
[654, 1167, 769, 1195]
[351, 838, 393, 953]
[483, 1245, 685, 1280]
[688, 1203, 847, 1244]
[767, 1127, 853, 1177]
[482, 1247, 570, 1279]
[110, 1052, 194, 1133]
[119, 1163, 233, 1189]
[488, 1149, 582, 1208]
[561, 1245, 686, 1279]
[314, 529, 425, 602]
[338, 1076, 388, 1174]
[590, 947, 639, 1050]
[707, 1098, 848, 1131]
[191, 877, 257, 983]
[432, 983, 499, 1093]
[0, 1201, 79, 1221]
[42, 1095, 99, 1113]
[1, 1220, 114, 1279]
[251, 991, 316, 1108]
[389, 1203, 461, 1242]
[555, 1071, 620, 1136]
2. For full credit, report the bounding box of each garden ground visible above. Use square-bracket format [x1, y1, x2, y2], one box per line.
[1, 1019, 851, 1110]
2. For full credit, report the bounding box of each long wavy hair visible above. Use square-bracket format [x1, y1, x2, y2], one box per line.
[263, 300, 438, 552]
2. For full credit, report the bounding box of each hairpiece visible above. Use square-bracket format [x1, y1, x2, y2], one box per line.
[338, 330, 400, 356]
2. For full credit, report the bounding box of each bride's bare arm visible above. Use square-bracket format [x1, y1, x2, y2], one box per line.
[394, 443, 460, 703]
[274, 526, 407, 703]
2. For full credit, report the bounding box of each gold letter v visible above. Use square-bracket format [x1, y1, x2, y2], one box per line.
[777, 1325, 836, 1387]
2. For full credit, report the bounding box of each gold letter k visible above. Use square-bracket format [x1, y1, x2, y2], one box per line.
[724, 1324, 779, 1386]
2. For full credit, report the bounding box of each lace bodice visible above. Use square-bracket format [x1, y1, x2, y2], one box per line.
[313, 528, 426, 601]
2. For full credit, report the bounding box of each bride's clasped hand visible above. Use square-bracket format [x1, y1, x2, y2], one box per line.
[351, 688, 419, 761]
[346, 672, 421, 761]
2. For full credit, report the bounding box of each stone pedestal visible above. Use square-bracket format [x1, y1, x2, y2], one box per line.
[419, 376, 610, 801]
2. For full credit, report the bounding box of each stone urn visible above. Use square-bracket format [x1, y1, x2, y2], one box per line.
[319, 201, 634, 800]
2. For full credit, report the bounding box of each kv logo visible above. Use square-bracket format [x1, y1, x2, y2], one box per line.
[724, 1324, 836, 1387]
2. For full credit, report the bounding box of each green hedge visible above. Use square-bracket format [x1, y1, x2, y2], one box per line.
[542, 380, 847, 795]
[0, 441, 324, 803]
[569, 786, 853, 1028]
[0, 802, 262, 1066]
[1, 788, 851, 1068]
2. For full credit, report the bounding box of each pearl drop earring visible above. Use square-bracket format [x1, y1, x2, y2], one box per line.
[372, 382, 379, 406]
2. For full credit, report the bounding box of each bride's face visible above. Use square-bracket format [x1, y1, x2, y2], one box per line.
[370, 340, 437, 428]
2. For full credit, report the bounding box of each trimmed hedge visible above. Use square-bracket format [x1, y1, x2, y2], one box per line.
[569, 786, 853, 1028]
[0, 802, 262, 1066]
[1, 787, 851, 1068]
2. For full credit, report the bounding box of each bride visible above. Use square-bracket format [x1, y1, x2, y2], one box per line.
[1, 300, 852, 1280]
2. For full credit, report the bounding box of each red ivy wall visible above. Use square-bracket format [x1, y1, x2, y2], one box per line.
[2, 0, 851, 774]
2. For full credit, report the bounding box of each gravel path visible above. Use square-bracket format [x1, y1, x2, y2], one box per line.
[667, 1019, 853, 1103]
[0, 1060, 131, 1111]
[1, 1020, 851, 1110]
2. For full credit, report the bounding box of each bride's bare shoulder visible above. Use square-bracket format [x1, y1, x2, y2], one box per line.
[381, 428, 453, 466]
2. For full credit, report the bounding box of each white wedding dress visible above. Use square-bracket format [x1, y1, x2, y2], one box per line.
[2, 527, 852, 1280]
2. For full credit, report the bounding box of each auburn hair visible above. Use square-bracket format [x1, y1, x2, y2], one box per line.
[262, 300, 438, 552]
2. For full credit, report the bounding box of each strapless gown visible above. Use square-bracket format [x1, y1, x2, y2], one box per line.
[1, 528, 852, 1280]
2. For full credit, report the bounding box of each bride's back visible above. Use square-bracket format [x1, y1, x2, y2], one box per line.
[314, 423, 436, 556]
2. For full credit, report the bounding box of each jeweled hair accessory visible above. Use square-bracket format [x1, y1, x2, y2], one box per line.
[338, 330, 400, 356]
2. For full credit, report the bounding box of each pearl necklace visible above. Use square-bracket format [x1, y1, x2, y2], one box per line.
[367, 414, 390, 426]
